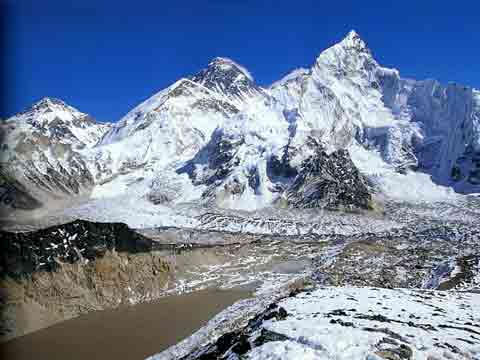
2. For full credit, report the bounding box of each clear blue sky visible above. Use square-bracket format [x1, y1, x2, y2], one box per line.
[2, 0, 479, 121]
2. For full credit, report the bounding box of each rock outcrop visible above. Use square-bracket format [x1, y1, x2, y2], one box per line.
[163, 287, 480, 360]
[285, 144, 373, 210]
[0, 220, 172, 341]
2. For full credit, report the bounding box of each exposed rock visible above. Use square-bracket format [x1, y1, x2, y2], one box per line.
[0, 220, 156, 276]
[167, 287, 480, 360]
[0, 249, 172, 341]
[0, 219, 179, 341]
[285, 144, 373, 210]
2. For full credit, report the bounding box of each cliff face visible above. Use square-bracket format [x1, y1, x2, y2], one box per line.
[0, 220, 173, 341]
[5, 33, 480, 231]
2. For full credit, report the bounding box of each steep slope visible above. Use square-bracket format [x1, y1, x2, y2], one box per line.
[177, 30, 479, 212]
[86, 58, 308, 211]
[4, 31, 480, 229]
[0, 219, 171, 340]
[89, 60, 255, 187]
[387, 79, 480, 189]
[270, 30, 480, 195]
[0, 98, 110, 220]
[4, 98, 109, 148]
[191, 57, 266, 107]
[167, 287, 480, 360]
[285, 145, 373, 210]
[172, 33, 388, 210]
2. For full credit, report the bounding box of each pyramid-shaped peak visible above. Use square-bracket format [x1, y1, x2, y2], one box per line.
[338, 29, 368, 51]
[313, 29, 378, 74]
[346, 29, 360, 40]
[18, 96, 85, 121]
[34, 97, 68, 108]
[209, 57, 238, 65]
[204, 57, 254, 82]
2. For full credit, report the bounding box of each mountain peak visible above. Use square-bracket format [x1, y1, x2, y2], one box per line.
[209, 56, 237, 66]
[33, 97, 68, 109]
[14, 97, 86, 125]
[314, 29, 374, 72]
[198, 57, 254, 82]
[338, 29, 368, 52]
[346, 29, 360, 39]
[191, 57, 258, 101]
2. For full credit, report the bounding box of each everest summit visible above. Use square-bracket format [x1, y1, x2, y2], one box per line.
[2, 31, 480, 229]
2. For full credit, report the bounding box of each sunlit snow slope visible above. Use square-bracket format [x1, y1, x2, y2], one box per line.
[3, 31, 480, 226]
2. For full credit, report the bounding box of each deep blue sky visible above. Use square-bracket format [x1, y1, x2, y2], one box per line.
[2, 0, 479, 121]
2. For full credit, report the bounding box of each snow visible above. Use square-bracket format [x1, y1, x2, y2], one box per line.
[248, 341, 326, 359]
[4, 97, 109, 149]
[149, 285, 480, 360]
[255, 287, 480, 359]
[210, 57, 254, 82]
[65, 195, 200, 229]
[375, 171, 458, 202]
[5, 30, 480, 227]
[269, 68, 310, 89]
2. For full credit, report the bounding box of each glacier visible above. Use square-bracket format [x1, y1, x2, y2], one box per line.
[2, 30, 480, 230]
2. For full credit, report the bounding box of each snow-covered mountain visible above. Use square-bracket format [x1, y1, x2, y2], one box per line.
[3, 30, 480, 227]
[0, 98, 110, 217]
[270, 30, 480, 192]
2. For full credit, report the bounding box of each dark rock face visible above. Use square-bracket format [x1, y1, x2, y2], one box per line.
[286, 144, 372, 210]
[166, 79, 240, 117]
[179, 302, 290, 360]
[0, 170, 42, 214]
[0, 220, 154, 277]
[22, 156, 94, 196]
[0, 220, 175, 341]
[453, 145, 480, 186]
[180, 134, 373, 210]
[177, 128, 245, 194]
[267, 143, 298, 179]
[202, 131, 244, 186]
[191, 57, 261, 100]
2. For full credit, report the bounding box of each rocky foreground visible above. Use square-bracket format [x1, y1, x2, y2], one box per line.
[148, 199, 480, 360]
[0, 220, 175, 341]
[153, 287, 480, 360]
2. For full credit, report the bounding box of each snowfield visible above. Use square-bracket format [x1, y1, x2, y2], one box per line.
[4, 30, 480, 227]
[151, 287, 480, 360]
[58, 30, 480, 223]
[3, 29, 480, 360]
[256, 287, 480, 359]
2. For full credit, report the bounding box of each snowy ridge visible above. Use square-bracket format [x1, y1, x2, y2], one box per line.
[151, 286, 480, 360]
[4, 30, 480, 226]
[207, 57, 254, 82]
[3, 97, 110, 149]
[251, 287, 480, 359]
[1, 98, 110, 217]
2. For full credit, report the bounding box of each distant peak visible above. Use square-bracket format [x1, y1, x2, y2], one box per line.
[313, 29, 377, 74]
[338, 29, 368, 51]
[34, 97, 67, 108]
[204, 57, 254, 82]
[346, 29, 360, 40]
[20, 97, 84, 119]
[209, 57, 237, 65]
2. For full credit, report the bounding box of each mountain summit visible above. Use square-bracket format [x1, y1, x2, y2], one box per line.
[339, 29, 369, 51]
[191, 57, 261, 103]
[3, 31, 480, 225]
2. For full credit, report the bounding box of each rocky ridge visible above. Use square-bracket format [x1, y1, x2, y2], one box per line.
[0, 220, 173, 340]
[0, 98, 110, 219]
[3, 31, 480, 228]
[165, 287, 480, 360]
